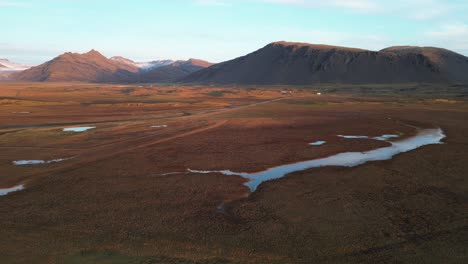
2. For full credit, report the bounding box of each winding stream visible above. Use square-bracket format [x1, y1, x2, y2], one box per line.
[0, 185, 24, 196]
[188, 128, 445, 192]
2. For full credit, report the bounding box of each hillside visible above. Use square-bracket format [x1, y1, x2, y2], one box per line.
[381, 46, 468, 83]
[110, 57, 176, 71]
[0, 58, 30, 72]
[183, 41, 468, 85]
[14, 50, 139, 82]
[130, 59, 214, 83]
[0, 59, 31, 81]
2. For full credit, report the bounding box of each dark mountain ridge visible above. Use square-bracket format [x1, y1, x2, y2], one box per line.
[183, 41, 468, 85]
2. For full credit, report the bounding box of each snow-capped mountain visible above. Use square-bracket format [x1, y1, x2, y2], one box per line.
[110, 56, 176, 71]
[0, 58, 30, 71]
[136, 60, 176, 71]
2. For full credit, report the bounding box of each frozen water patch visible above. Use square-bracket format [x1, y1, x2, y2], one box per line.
[187, 128, 445, 192]
[0, 185, 24, 196]
[338, 135, 370, 139]
[63, 127, 95, 132]
[157, 171, 187, 176]
[150, 125, 167, 128]
[338, 134, 401, 141]
[13, 158, 70, 166]
[372, 134, 400, 141]
[309, 141, 326, 146]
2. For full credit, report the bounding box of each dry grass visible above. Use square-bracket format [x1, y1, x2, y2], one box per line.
[0, 82, 467, 263]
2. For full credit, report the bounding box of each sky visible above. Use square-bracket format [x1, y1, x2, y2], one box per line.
[1, 0, 467, 65]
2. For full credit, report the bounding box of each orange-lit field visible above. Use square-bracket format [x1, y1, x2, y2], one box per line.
[0, 83, 467, 263]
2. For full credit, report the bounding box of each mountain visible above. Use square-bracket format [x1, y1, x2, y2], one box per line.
[0, 59, 30, 71]
[109, 56, 137, 67]
[12, 50, 212, 83]
[137, 60, 176, 71]
[380, 46, 468, 83]
[15, 50, 139, 82]
[0, 59, 30, 81]
[183, 41, 468, 85]
[131, 58, 214, 83]
[110, 57, 175, 71]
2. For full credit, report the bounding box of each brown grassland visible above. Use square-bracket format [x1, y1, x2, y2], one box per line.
[0, 82, 467, 263]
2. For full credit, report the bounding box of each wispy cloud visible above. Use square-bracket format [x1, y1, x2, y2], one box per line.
[0, 1, 30, 8]
[194, 0, 230, 6]
[425, 24, 468, 53]
[261, 0, 379, 12]
[191, 0, 467, 21]
[272, 27, 391, 51]
[259, 0, 466, 20]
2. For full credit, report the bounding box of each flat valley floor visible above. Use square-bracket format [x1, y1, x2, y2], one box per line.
[0, 83, 467, 263]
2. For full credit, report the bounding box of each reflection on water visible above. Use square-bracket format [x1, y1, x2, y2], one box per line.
[188, 128, 445, 192]
[0, 185, 24, 196]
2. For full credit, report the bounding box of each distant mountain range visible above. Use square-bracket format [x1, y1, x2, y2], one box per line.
[110, 57, 176, 71]
[4, 41, 468, 84]
[0, 58, 30, 81]
[0, 58, 30, 71]
[183, 41, 468, 85]
[12, 50, 213, 83]
[129, 59, 212, 83]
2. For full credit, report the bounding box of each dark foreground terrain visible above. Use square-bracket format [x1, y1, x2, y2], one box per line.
[0, 83, 467, 263]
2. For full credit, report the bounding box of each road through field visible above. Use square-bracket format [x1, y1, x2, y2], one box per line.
[0, 97, 284, 131]
[4, 97, 284, 186]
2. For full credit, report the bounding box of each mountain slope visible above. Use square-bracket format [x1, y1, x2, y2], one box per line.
[15, 50, 139, 82]
[183, 41, 467, 85]
[381, 46, 468, 83]
[0, 59, 30, 71]
[110, 57, 175, 71]
[133, 59, 214, 83]
[0, 59, 30, 81]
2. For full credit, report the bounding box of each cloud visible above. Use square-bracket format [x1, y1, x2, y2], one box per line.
[259, 0, 466, 20]
[194, 0, 230, 6]
[0, 1, 30, 8]
[191, 0, 467, 20]
[425, 24, 468, 54]
[399, 0, 457, 20]
[263, 27, 391, 51]
[261, 0, 379, 12]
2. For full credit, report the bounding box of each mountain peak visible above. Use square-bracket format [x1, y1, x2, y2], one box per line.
[84, 49, 104, 57]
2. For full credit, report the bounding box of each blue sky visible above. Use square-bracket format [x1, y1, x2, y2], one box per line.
[1, 0, 467, 65]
